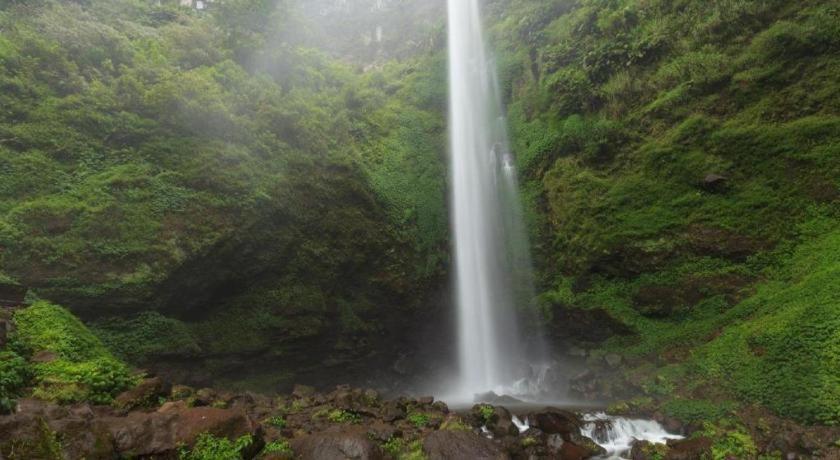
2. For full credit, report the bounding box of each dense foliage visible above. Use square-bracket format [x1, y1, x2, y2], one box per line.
[0, 0, 448, 386]
[490, 0, 839, 424]
[12, 301, 137, 404]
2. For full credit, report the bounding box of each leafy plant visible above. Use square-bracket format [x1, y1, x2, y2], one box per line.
[265, 415, 286, 429]
[327, 409, 361, 424]
[407, 412, 430, 428]
[178, 433, 253, 460]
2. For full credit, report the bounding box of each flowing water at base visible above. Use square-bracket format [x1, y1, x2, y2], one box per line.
[582, 413, 683, 459]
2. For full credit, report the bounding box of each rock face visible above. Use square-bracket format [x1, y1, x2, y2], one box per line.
[0, 398, 260, 459]
[422, 430, 509, 460]
[291, 427, 385, 460]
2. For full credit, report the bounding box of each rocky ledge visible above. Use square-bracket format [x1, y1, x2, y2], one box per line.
[0, 376, 613, 459]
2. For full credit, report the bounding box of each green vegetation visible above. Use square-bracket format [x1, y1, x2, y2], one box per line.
[407, 412, 430, 428]
[0, 0, 448, 388]
[492, 0, 840, 425]
[265, 415, 287, 429]
[326, 409, 361, 424]
[262, 439, 293, 456]
[478, 405, 495, 425]
[178, 433, 254, 460]
[12, 301, 137, 404]
[0, 350, 29, 413]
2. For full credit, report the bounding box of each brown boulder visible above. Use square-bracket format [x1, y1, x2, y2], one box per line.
[114, 377, 171, 412]
[109, 405, 258, 457]
[422, 430, 509, 460]
[528, 408, 581, 440]
[291, 427, 384, 460]
[665, 436, 712, 460]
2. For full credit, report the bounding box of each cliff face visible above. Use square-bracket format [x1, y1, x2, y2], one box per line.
[0, 0, 451, 390]
[490, 0, 840, 426]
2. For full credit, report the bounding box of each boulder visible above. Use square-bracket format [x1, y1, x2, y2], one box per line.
[486, 406, 519, 438]
[665, 436, 712, 460]
[422, 430, 509, 460]
[528, 408, 581, 440]
[381, 400, 406, 422]
[291, 427, 384, 460]
[114, 377, 171, 412]
[366, 422, 400, 442]
[109, 405, 258, 457]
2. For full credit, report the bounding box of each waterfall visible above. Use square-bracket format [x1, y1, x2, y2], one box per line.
[447, 0, 540, 401]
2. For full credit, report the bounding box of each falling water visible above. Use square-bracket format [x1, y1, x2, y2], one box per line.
[447, 0, 540, 400]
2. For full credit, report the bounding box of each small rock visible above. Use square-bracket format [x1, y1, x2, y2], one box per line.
[487, 406, 518, 438]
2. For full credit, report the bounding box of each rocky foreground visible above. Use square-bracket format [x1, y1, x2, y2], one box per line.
[0, 375, 739, 460]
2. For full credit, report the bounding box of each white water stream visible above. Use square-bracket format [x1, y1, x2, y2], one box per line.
[582, 413, 683, 459]
[447, 0, 540, 403]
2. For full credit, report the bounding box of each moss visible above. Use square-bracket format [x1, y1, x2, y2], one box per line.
[0, 350, 30, 413]
[13, 301, 138, 404]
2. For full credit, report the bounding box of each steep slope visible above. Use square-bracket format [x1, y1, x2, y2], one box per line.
[0, 0, 450, 389]
[490, 0, 839, 430]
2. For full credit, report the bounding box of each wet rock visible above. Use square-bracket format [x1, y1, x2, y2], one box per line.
[432, 401, 450, 414]
[569, 433, 607, 458]
[528, 408, 581, 439]
[292, 427, 384, 460]
[665, 436, 712, 460]
[114, 377, 171, 412]
[381, 400, 406, 422]
[589, 419, 612, 444]
[630, 440, 671, 460]
[422, 429, 509, 460]
[684, 225, 769, 262]
[487, 406, 519, 438]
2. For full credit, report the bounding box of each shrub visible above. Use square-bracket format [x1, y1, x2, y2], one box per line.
[0, 350, 30, 413]
[265, 415, 286, 428]
[407, 412, 430, 428]
[13, 302, 138, 404]
[327, 409, 361, 424]
[262, 440, 292, 456]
